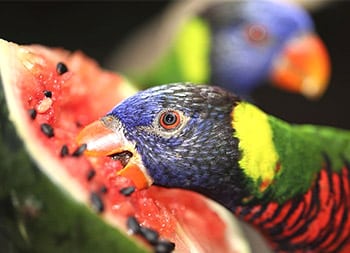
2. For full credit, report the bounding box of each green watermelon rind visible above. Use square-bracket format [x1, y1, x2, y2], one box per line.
[0, 39, 251, 253]
[0, 39, 148, 253]
[0, 132, 148, 253]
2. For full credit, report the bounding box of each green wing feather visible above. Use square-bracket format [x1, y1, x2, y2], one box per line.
[233, 102, 350, 203]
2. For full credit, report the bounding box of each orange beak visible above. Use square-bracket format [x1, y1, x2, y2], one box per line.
[270, 33, 330, 99]
[76, 117, 153, 189]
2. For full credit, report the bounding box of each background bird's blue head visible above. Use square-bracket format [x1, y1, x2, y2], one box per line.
[203, 0, 315, 95]
[107, 83, 249, 208]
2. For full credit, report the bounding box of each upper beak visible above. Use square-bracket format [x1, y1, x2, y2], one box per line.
[270, 33, 330, 99]
[76, 116, 153, 189]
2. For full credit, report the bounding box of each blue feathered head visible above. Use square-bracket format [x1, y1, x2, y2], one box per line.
[78, 83, 251, 209]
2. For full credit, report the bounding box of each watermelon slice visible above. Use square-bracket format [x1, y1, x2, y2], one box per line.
[0, 39, 250, 253]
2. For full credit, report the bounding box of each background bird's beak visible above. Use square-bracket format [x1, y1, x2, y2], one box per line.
[270, 33, 330, 99]
[76, 118, 153, 189]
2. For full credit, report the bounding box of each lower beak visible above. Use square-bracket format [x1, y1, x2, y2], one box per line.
[270, 33, 330, 99]
[76, 117, 153, 189]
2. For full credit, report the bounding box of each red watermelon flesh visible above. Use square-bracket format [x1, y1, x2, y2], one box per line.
[0, 39, 249, 253]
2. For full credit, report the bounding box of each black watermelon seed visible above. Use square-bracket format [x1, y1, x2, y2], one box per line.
[75, 121, 82, 128]
[119, 186, 135, 196]
[43, 90, 52, 98]
[154, 239, 175, 253]
[90, 192, 104, 213]
[140, 226, 159, 245]
[60, 145, 69, 157]
[56, 62, 68, 75]
[87, 169, 96, 181]
[71, 144, 87, 157]
[127, 216, 141, 234]
[100, 185, 108, 194]
[40, 123, 54, 138]
[28, 108, 37, 120]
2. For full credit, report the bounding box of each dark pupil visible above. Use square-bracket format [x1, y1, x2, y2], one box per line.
[163, 112, 177, 125]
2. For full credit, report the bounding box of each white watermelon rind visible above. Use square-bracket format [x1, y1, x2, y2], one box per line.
[0, 38, 149, 253]
[0, 38, 251, 253]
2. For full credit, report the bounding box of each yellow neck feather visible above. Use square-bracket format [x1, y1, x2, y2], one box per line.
[175, 17, 210, 83]
[232, 102, 279, 189]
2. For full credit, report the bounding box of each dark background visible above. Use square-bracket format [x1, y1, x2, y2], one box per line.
[0, 1, 349, 129]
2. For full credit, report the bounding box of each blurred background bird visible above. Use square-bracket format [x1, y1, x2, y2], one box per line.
[109, 0, 331, 100]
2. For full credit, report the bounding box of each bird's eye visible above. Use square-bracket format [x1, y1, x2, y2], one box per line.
[159, 110, 181, 130]
[245, 24, 268, 44]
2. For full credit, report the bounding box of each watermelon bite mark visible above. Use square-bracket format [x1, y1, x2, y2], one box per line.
[0, 39, 250, 253]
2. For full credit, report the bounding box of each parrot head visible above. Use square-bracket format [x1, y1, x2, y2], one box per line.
[204, 0, 330, 98]
[77, 83, 252, 210]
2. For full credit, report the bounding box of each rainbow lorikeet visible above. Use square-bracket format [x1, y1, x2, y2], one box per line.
[111, 0, 330, 99]
[78, 83, 350, 252]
